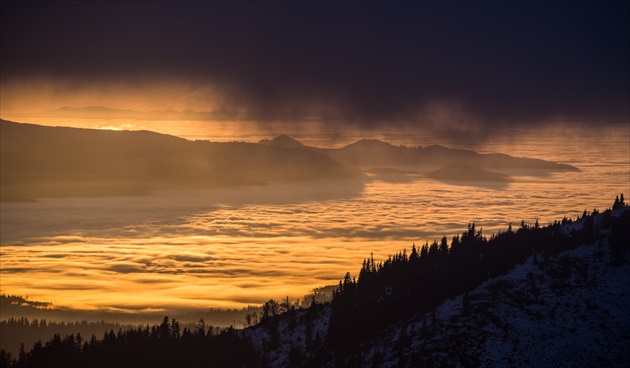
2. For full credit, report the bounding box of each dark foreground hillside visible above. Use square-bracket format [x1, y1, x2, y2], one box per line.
[241, 200, 630, 367]
[2, 198, 628, 367]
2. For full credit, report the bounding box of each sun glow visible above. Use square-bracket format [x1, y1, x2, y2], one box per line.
[0, 78, 223, 115]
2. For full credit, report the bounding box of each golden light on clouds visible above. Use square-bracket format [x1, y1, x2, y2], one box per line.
[0, 235, 394, 311]
[2, 126, 628, 313]
[0, 115, 628, 319]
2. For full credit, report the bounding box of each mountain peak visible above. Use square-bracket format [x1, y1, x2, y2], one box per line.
[258, 135, 305, 148]
[343, 139, 395, 150]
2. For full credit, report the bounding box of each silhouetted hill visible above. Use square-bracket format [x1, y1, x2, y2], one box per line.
[261, 135, 580, 172]
[0, 120, 359, 201]
[258, 135, 307, 149]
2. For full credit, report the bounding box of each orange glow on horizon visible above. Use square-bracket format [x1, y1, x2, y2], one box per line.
[0, 78, 224, 115]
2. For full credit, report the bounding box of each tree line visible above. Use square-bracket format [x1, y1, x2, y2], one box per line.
[327, 195, 630, 355]
[0, 318, 129, 358]
[0, 316, 255, 368]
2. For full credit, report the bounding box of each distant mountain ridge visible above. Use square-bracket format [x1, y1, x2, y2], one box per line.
[0, 120, 359, 201]
[0, 121, 579, 201]
[260, 135, 580, 173]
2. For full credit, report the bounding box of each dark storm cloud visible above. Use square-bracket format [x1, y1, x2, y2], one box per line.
[2, 1, 628, 129]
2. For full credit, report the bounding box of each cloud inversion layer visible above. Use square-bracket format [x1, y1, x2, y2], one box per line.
[2, 2, 628, 130]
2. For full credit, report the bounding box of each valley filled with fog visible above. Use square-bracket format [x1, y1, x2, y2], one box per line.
[1, 122, 628, 321]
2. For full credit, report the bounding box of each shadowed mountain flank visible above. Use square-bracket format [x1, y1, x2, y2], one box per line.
[0, 121, 359, 201]
[426, 163, 511, 182]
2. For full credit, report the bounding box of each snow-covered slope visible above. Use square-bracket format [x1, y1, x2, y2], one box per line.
[359, 208, 630, 367]
[366, 242, 629, 366]
[241, 207, 630, 367]
[240, 304, 331, 367]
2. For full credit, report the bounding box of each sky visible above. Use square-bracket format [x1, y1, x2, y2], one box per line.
[1, 1, 629, 316]
[1, 1, 629, 137]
